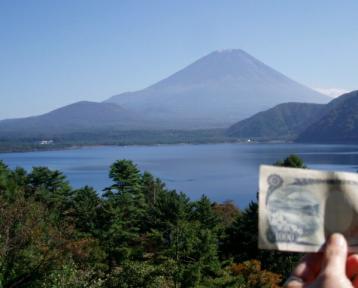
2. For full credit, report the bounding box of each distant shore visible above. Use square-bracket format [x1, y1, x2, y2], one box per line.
[0, 128, 229, 153]
[0, 140, 294, 154]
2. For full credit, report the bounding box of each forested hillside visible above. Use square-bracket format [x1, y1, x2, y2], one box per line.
[0, 156, 304, 287]
[227, 102, 325, 140]
[297, 90, 358, 143]
[228, 90, 358, 143]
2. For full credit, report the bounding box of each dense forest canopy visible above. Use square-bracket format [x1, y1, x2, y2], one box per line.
[0, 155, 305, 287]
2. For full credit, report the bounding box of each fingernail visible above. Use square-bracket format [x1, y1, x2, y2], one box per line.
[329, 233, 345, 247]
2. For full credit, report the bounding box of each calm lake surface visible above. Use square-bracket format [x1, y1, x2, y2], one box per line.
[1, 143, 358, 208]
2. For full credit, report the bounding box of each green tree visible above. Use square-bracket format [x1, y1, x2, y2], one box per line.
[191, 195, 220, 230]
[0, 155, 308, 287]
[143, 190, 192, 260]
[39, 260, 106, 288]
[68, 186, 101, 235]
[100, 160, 147, 266]
[223, 155, 306, 278]
[142, 171, 165, 208]
[224, 201, 299, 277]
[0, 162, 26, 201]
[274, 154, 305, 168]
[0, 192, 76, 288]
[106, 160, 143, 196]
[112, 260, 175, 288]
[104, 160, 147, 220]
[27, 167, 71, 212]
[146, 192, 223, 286]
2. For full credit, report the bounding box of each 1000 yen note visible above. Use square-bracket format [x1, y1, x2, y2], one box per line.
[259, 165, 358, 253]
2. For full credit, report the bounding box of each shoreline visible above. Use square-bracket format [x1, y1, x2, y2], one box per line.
[2, 138, 356, 154]
[0, 139, 292, 154]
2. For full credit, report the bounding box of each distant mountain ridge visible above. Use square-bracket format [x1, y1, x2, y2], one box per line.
[297, 90, 358, 143]
[227, 102, 325, 140]
[106, 49, 328, 128]
[228, 90, 358, 143]
[0, 101, 145, 137]
[0, 49, 332, 143]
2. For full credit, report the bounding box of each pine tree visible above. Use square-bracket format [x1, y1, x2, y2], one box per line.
[101, 160, 148, 266]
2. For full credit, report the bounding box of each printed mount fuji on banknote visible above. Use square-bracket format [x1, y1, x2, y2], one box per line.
[259, 165, 358, 253]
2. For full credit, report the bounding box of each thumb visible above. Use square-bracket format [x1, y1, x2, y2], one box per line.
[321, 233, 348, 276]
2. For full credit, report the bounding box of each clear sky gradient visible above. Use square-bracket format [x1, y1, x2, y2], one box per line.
[0, 0, 357, 119]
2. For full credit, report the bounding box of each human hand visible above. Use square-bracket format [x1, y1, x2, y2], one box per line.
[284, 233, 358, 288]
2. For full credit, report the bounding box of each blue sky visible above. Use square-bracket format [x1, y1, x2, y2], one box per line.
[0, 0, 357, 119]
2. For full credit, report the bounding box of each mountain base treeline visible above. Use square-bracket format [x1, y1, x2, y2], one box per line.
[0, 129, 234, 153]
[0, 155, 305, 287]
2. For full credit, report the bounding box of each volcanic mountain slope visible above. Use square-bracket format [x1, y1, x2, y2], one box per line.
[0, 101, 144, 138]
[106, 49, 328, 129]
[0, 49, 330, 140]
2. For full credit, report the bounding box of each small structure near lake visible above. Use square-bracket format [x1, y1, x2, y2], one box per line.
[39, 140, 54, 145]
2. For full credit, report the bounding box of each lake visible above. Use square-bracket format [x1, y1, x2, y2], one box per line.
[1, 143, 358, 208]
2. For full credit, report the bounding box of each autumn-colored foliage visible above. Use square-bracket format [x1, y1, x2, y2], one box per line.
[231, 260, 282, 288]
[0, 156, 302, 287]
[212, 200, 240, 227]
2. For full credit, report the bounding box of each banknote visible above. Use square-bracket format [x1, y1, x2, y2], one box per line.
[259, 165, 358, 253]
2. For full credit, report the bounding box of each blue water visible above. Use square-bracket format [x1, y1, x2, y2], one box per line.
[1, 143, 358, 208]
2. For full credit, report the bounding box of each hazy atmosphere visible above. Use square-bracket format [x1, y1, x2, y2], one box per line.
[1, 0, 357, 119]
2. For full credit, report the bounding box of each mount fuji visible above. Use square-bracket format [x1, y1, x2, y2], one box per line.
[106, 49, 329, 129]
